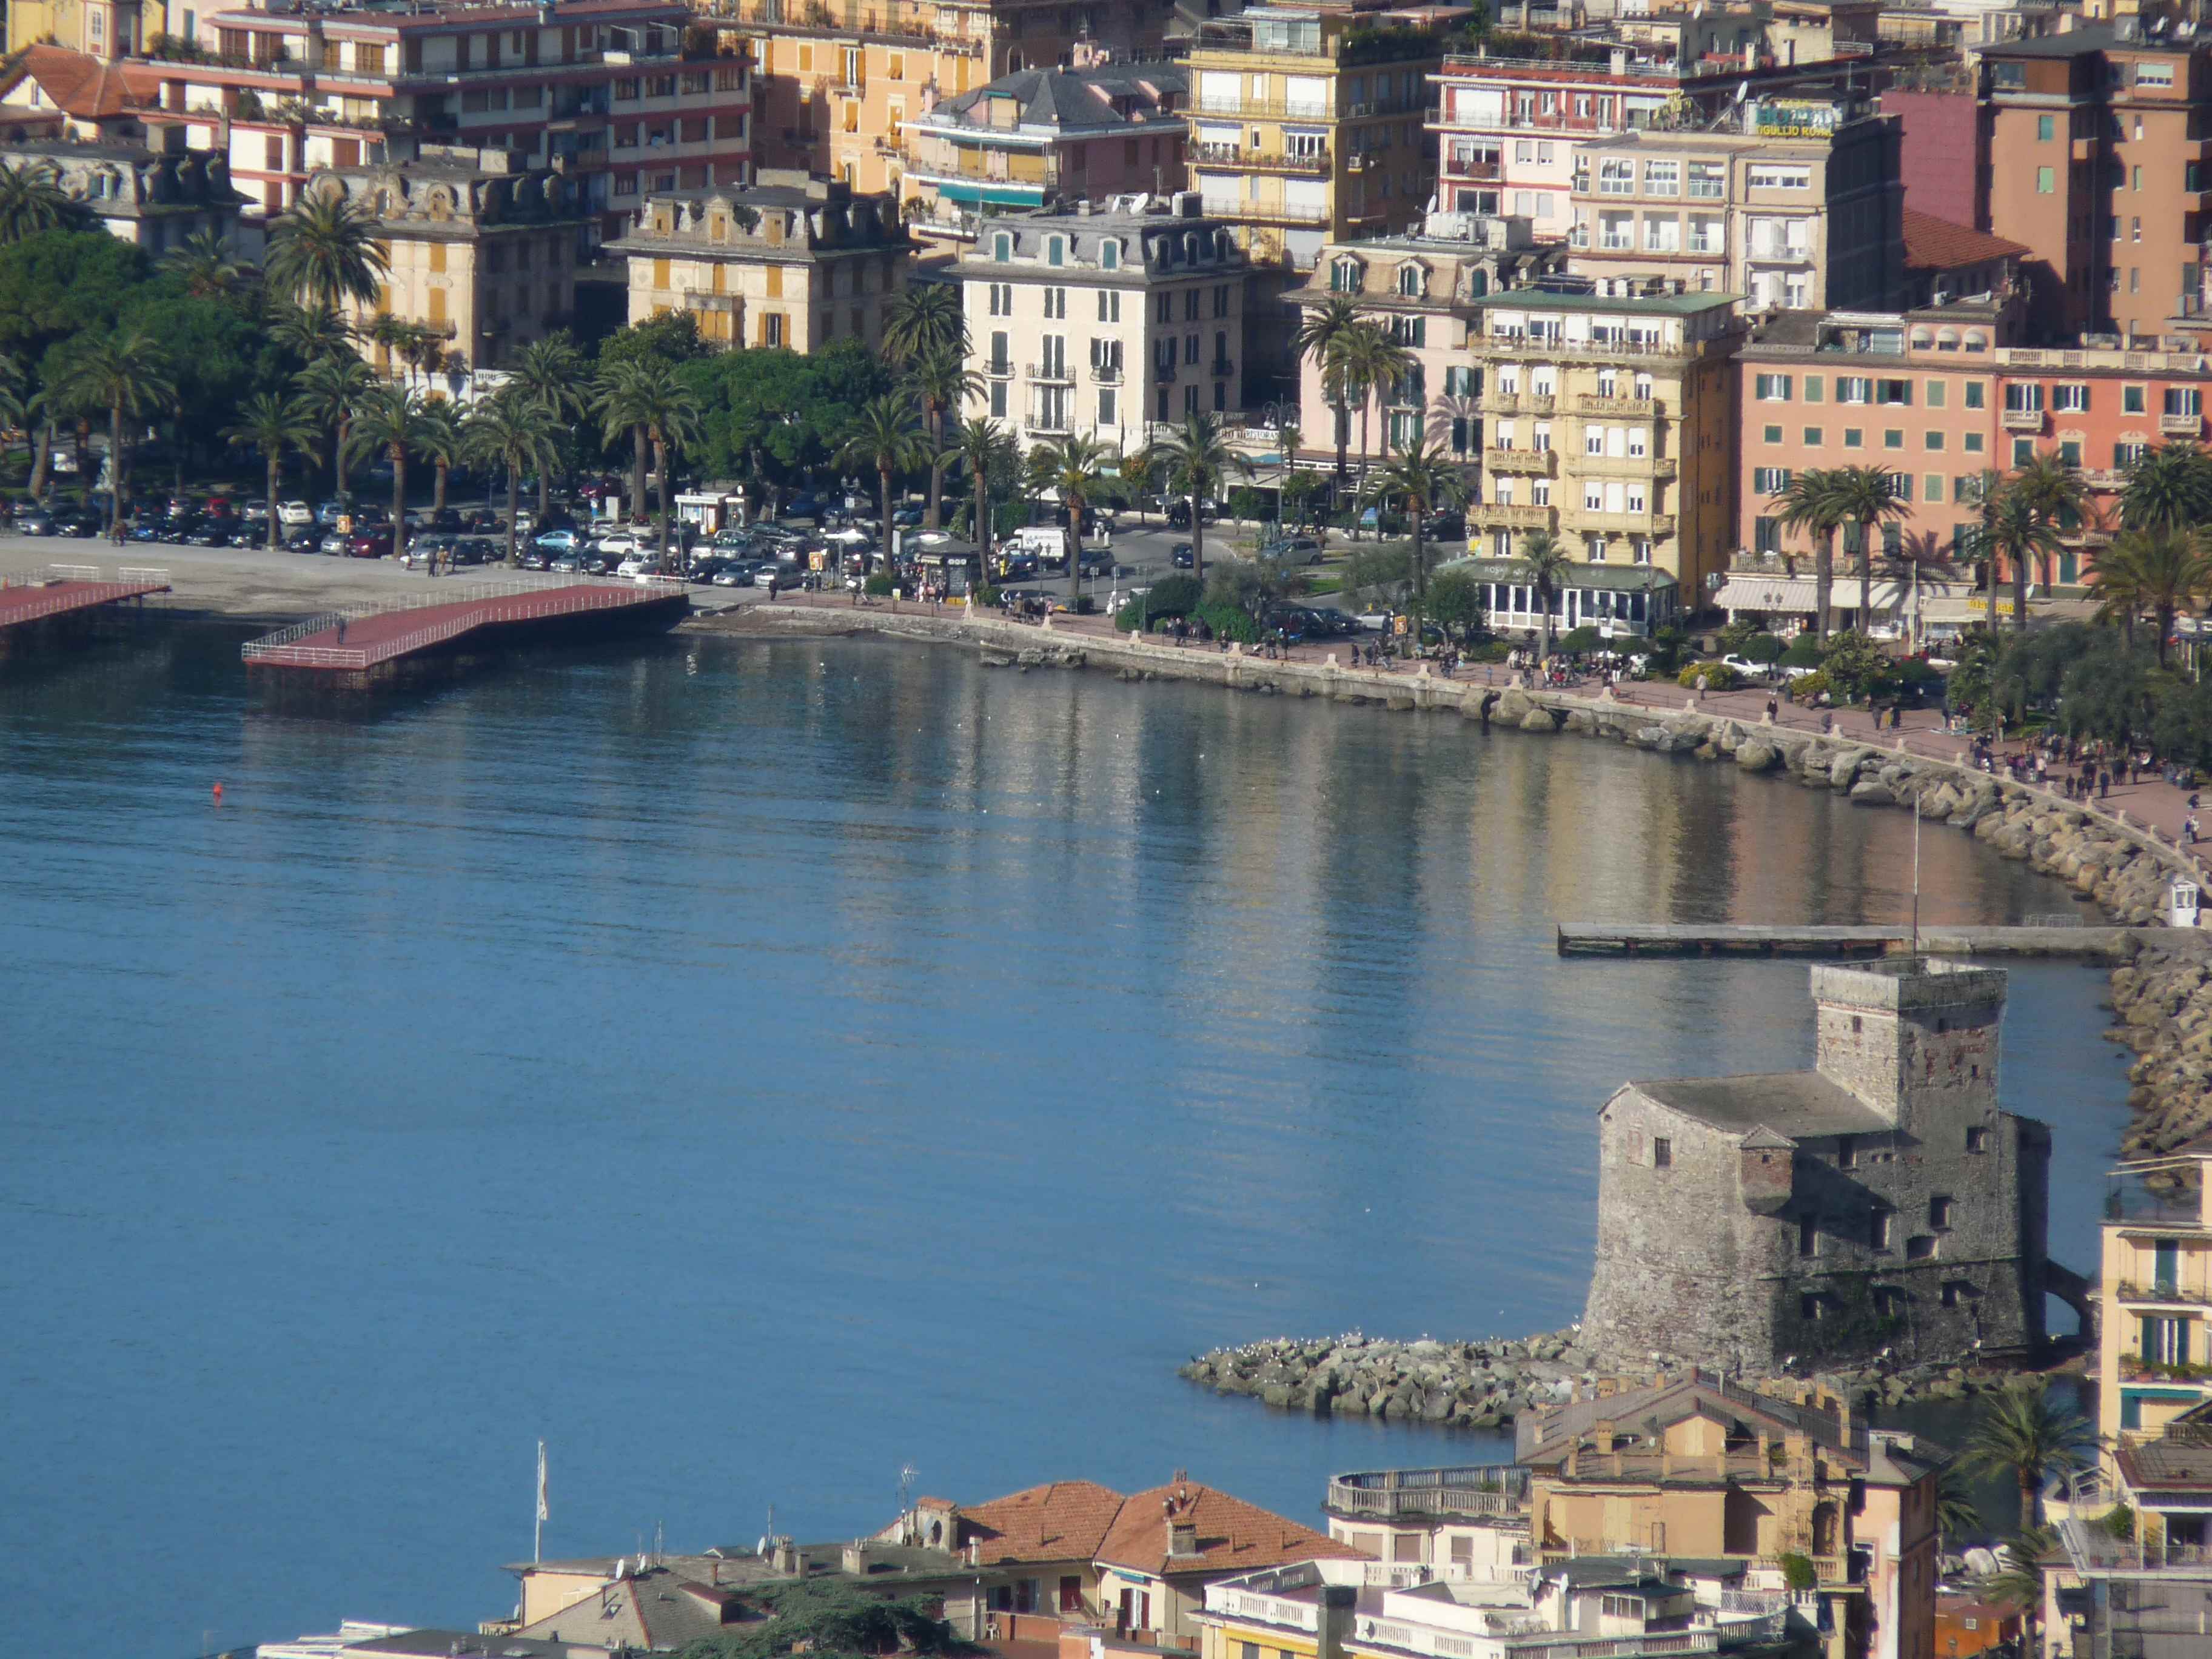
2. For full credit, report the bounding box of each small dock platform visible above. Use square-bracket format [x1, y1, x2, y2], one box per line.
[0, 565, 170, 642]
[242, 580, 686, 684]
[1556, 922, 2159, 959]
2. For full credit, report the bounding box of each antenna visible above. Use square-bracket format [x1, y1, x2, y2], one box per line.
[897, 1463, 919, 1514]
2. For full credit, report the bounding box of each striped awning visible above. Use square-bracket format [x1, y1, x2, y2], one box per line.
[1714, 575, 1820, 612]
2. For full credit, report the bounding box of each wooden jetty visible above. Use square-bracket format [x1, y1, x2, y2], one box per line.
[1555, 922, 2168, 959]
[0, 565, 170, 656]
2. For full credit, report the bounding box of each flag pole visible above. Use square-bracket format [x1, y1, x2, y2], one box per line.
[535, 1440, 549, 1565]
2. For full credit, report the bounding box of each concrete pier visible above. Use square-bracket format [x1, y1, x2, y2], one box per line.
[1555, 922, 2172, 959]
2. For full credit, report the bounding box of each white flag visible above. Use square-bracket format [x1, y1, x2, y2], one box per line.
[537, 1440, 550, 1524]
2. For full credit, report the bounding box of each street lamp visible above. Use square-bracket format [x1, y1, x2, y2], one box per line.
[1262, 398, 1297, 540]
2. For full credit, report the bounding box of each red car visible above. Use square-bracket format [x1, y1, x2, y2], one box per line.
[346, 530, 389, 558]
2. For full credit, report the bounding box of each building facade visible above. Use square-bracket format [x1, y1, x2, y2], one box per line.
[1565, 95, 1903, 312]
[954, 196, 1248, 454]
[606, 171, 911, 349]
[308, 146, 586, 377]
[0, 136, 242, 251]
[1581, 959, 2062, 1375]
[12, 0, 752, 241]
[1292, 213, 1562, 468]
[1463, 282, 1740, 634]
[2099, 1141, 2212, 1459]
[901, 57, 1188, 249]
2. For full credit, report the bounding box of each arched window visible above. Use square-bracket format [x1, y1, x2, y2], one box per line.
[1909, 327, 1932, 350]
[1936, 328, 1959, 352]
[993, 232, 1012, 262]
[1330, 256, 1362, 293]
[1396, 263, 1424, 297]
[1964, 329, 1988, 353]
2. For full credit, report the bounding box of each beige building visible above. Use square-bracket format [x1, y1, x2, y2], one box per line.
[308, 146, 586, 379]
[1567, 95, 1903, 313]
[1463, 282, 1741, 637]
[2099, 1139, 2212, 1462]
[0, 136, 243, 252]
[716, 0, 1173, 200]
[1292, 212, 1561, 468]
[955, 195, 1250, 454]
[605, 170, 912, 349]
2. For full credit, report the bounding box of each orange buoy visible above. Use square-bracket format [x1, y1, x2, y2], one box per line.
[212, 782, 224, 801]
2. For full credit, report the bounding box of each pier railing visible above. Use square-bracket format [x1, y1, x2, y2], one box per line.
[0, 565, 172, 625]
[242, 579, 685, 670]
[1329, 1466, 1533, 1518]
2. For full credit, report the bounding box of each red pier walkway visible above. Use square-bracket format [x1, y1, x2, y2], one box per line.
[241, 579, 686, 675]
[0, 565, 170, 631]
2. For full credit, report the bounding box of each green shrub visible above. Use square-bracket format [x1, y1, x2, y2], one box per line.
[1778, 1553, 1817, 1593]
[863, 572, 894, 597]
[1743, 631, 1786, 665]
[1781, 632, 1824, 668]
[1790, 669, 1832, 703]
[1468, 638, 1513, 663]
[1228, 485, 1271, 523]
[972, 583, 999, 608]
[2105, 1503, 2136, 1541]
[1195, 598, 1259, 643]
[1070, 594, 1096, 615]
[1677, 661, 1742, 692]
[1560, 625, 1603, 654]
[1114, 574, 1203, 630]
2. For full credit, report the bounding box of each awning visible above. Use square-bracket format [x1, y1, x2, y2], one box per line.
[1714, 575, 1819, 612]
[931, 179, 1045, 207]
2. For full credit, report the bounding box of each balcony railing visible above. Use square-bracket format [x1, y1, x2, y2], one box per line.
[1575, 394, 1657, 418]
[1091, 362, 1124, 384]
[1577, 454, 1676, 479]
[985, 358, 1014, 378]
[1486, 333, 1698, 361]
[2000, 406, 2046, 431]
[1027, 362, 1075, 384]
[1484, 391, 1555, 415]
[1569, 509, 1675, 537]
[1197, 96, 1332, 121]
[2116, 1279, 2212, 1308]
[1326, 1467, 1533, 1520]
[2162, 411, 2205, 435]
[1485, 447, 1556, 475]
[1192, 141, 1329, 174]
[1445, 156, 1503, 180]
[2117, 1355, 2212, 1383]
[1210, 359, 1236, 379]
[1153, 360, 1179, 383]
[1476, 503, 1558, 529]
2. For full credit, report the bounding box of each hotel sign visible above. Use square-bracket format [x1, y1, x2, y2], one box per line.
[1754, 99, 1839, 139]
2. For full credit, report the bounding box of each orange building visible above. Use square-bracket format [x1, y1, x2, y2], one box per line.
[1933, 1590, 2019, 1658]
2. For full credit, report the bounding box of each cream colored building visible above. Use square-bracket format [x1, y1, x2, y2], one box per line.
[309, 146, 585, 379]
[1463, 282, 1740, 636]
[605, 170, 912, 349]
[2099, 1141, 2212, 1461]
[1566, 95, 1903, 313]
[954, 195, 1250, 454]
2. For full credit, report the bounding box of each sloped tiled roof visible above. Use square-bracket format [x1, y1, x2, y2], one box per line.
[1095, 1478, 1364, 1578]
[0, 45, 163, 120]
[1901, 209, 2029, 274]
[958, 1480, 1130, 1566]
[513, 1566, 748, 1652]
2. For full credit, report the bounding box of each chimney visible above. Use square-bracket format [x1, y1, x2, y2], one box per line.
[1165, 1473, 1201, 1560]
[844, 1541, 874, 1575]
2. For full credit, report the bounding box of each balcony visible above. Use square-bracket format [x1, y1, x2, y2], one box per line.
[2116, 1279, 2212, 1309]
[1230, 200, 1333, 225]
[2001, 406, 2046, 432]
[1027, 416, 1074, 437]
[1193, 141, 1329, 174]
[1475, 503, 1557, 529]
[1445, 155, 1502, 181]
[1091, 362, 1123, 384]
[1153, 360, 1179, 383]
[2117, 1355, 2212, 1384]
[1027, 361, 1076, 384]
[2163, 410, 2205, 435]
[1483, 391, 1555, 416]
[1575, 394, 1657, 418]
[1486, 333, 1696, 363]
[1570, 509, 1675, 537]
[1485, 447, 1555, 476]
[985, 358, 1014, 378]
[1210, 358, 1236, 379]
[1577, 453, 1676, 480]
[1196, 96, 1332, 122]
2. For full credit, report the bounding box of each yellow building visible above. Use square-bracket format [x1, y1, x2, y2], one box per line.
[4, 0, 170, 61]
[1461, 283, 1740, 638]
[1184, 7, 1441, 272]
[605, 170, 911, 349]
[2099, 1140, 2212, 1459]
[308, 146, 585, 380]
[711, 0, 1173, 200]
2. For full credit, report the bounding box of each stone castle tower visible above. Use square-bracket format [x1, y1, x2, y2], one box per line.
[1580, 959, 2067, 1373]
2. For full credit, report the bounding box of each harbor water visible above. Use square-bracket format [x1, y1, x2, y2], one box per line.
[0, 626, 2130, 1659]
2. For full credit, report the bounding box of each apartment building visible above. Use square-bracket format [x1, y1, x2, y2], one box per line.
[2099, 1141, 2212, 1459]
[1461, 281, 1741, 637]
[1290, 211, 1561, 467]
[1566, 95, 1903, 312]
[954, 196, 1249, 454]
[1976, 22, 2212, 344]
[1185, 7, 1442, 270]
[606, 171, 911, 349]
[310, 146, 586, 375]
[22, 0, 752, 240]
[717, 0, 1172, 199]
[1428, 17, 1893, 238]
[1519, 1371, 1944, 1659]
[901, 57, 1188, 250]
[1738, 315, 2212, 595]
[0, 136, 243, 252]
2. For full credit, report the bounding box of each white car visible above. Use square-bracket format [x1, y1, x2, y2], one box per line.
[276, 500, 315, 528]
[597, 531, 646, 559]
[615, 554, 659, 579]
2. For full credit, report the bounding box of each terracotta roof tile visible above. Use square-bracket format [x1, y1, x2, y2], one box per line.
[8, 47, 164, 120]
[1901, 209, 2029, 274]
[1094, 1478, 1366, 1578]
[959, 1480, 1130, 1566]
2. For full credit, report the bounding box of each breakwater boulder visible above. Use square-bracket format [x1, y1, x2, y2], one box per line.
[2111, 942, 2212, 1157]
[1177, 1331, 1597, 1427]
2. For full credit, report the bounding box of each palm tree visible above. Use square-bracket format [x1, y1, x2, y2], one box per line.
[1027, 433, 1114, 603]
[944, 415, 1016, 577]
[1979, 1527, 2054, 1658]
[1366, 434, 1471, 618]
[414, 401, 463, 515]
[266, 189, 390, 311]
[1330, 321, 1415, 500]
[594, 358, 700, 569]
[164, 228, 242, 299]
[1825, 465, 1907, 632]
[2008, 447, 2090, 626]
[50, 329, 178, 535]
[223, 393, 321, 550]
[905, 343, 983, 529]
[2120, 440, 2212, 532]
[1293, 294, 1365, 492]
[1521, 527, 1570, 658]
[365, 313, 416, 381]
[506, 333, 585, 518]
[834, 394, 928, 581]
[295, 353, 377, 505]
[1958, 1382, 2094, 1530]
[1774, 468, 1848, 643]
[272, 301, 355, 366]
[1874, 535, 1959, 654]
[592, 357, 656, 535]
[882, 283, 968, 366]
[2094, 526, 2212, 665]
[463, 389, 561, 566]
[1141, 411, 1250, 588]
[0, 159, 83, 245]
[1987, 480, 2070, 637]
[1933, 1466, 1983, 1552]
[344, 384, 429, 562]
[0, 354, 24, 435]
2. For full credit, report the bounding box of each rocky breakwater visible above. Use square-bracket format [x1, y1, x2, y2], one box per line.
[2110, 942, 2212, 1156]
[1177, 1332, 1595, 1427]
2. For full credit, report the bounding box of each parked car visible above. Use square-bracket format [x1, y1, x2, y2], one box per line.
[344, 531, 387, 558]
[713, 561, 762, 587]
[284, 529, 322, 554]
[451, 537, 497, 568]
[1167, 498, 1221, 529]
[1171, 542, 1195, 569]
[518, 545, 553, 571]
[597, 530, 646, 559]
[276, 500, 316, 529]
[533, 528, 581, 556]
[1262, 535, 1324, 565]
[1427, 510, 1467, 541]
[400, 533, 456, 569]
[13, 507, 56, 536]
[318, 530, 352, 557]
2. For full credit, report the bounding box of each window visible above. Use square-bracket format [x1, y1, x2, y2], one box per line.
[1799, 1218, 1818, 1258]
[993, 233, 1013, 262]
[1643, 159, 1678, 196]
[2143, 1315, 2191, 1366]
[1885, 430, 1905, 450]
[1755, 373, 1792, 401]
[1754, 466, 1791, 494]
[1907, 1235, 1937, 1261]
[988, 282, 1011, 317]
[1098, 387, 1116, 426]
[1925, 431, 1946, 451]
[2038, 115, 2054, 141]
[2013, 437, 2036, 467]
[1876, 378, 1913, 406]
[988, 330, 1009, 372]
[1047, 235, 1064, 267]
[2117, 441, 2147, 467]
[1598, 157, 1635, 195]
[2005, 384, 2044, 413]
[1652, 1137, 1671, 1168]
[1925, 474, 1944, 503]
[1965, 432, 1985, 454]
[2036, 166, 2056, 193]
[2054, 383, 2090, 412]
[1843, 428, 1863, 449]
[1930, 1196, 1953, 1230]
[1801, 1293, 1826, 1320]
[1096, 289, 1118, 323]
[1965, 381, 1986, 410]
[2168, 387, 2204, 417]
[1837, 1135, 1857, 1170]
[1837, 377, 1871, 404]
[1803, 426, 1823, 446]
[1685, 161, 1725, 200]
[1100, 240, 1121, 271]
[2125, 384, 2147, 414]
[1803, 375, 1825, 404]
[1748, 164, 1811, 189]
[1925, 380, 1947, 409]
[1763, 424, 1783, 444]
[2138, 61, 2175, 87]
